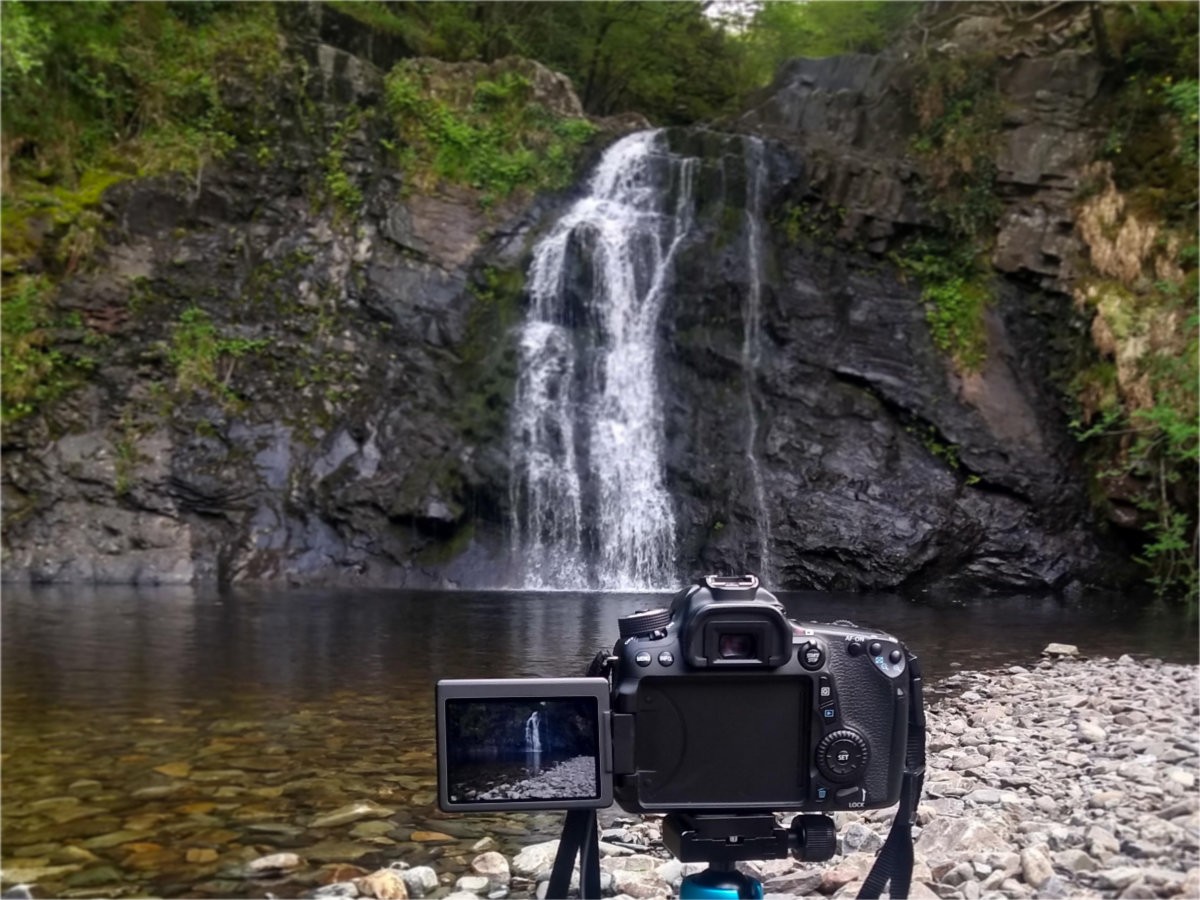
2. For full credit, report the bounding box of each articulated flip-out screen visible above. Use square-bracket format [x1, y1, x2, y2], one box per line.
[436, 678, 612, 812]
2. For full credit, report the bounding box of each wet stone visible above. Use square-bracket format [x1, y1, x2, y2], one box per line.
[247, 852, 305, 876]
[312, 802, 396, 830]
[64, 865, 123, 888]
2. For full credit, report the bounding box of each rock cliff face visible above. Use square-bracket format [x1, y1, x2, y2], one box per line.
[0, 10, 1132, 592]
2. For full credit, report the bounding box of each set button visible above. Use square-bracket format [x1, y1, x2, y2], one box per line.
[815, 729, 869, 783]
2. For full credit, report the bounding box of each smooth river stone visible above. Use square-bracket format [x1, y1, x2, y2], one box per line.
[409, 831, 455, 843]
[310, 801, 395, 829]
[297, 840, 379, 863]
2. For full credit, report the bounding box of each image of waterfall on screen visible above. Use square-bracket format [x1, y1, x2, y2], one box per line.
[508, 130, 697, 590]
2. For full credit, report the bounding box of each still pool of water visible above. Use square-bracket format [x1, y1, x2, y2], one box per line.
[2, 586, 1196, 897]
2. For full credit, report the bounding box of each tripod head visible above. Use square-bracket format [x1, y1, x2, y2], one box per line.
[665, 813, 837, 899]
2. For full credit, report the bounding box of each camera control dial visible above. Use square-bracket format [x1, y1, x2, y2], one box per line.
[618, 608, 672, 639]
[815, 730, 869, 783]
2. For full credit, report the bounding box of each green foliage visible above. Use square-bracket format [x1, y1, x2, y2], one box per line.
[893, 239, 990, 371]
[2, 2, 280, 187]
[168, 306, 268, 403]
[1072, 270, 1199, 603]
[1100, 3, 1199, 224]
[323, 113, 367, 215]
[369, 1, 749, 125]
[910, 52, 1005, 242]
[384, 61, 597, 204]
[897, 48, 1007, 374]
[735, 2, 919, 86]
[2, 275, 65, 423]
[1, 2, 281, 282]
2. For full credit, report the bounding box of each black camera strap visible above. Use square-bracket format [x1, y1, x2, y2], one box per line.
[857, 651, 926, 900]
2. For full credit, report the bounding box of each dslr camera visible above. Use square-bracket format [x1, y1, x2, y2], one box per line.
[436, 575, 924, 897]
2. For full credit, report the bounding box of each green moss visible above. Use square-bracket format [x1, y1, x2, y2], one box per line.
[0, 273, 100, 423]
[323, 111, 368, 216]
[892, 238, 991, 371]
[383, 60, 598, 205]
[775, 200, 844, 245]
[168, 305, 268, 406]
[2, 3, 283, 276]
[910, 51, 1004, 242]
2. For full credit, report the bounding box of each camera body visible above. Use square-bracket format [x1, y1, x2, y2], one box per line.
[435, 575, 914, 818]
[609, 575, 910, 814]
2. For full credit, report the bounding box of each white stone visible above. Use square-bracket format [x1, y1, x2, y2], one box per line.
[1043, 643, 1079, 657]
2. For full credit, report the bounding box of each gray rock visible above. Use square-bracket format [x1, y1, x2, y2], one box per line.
[1043, 643, 1080, 657]
[454, 875, 491, 895]
[399, 866, 439, 898]
[470, 852, 510, 887]
[510, 841, 560, 879]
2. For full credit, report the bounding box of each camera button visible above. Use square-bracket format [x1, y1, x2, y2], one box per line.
[869, 641, 883, 656]
[836, 786, 867, 804]
[799, 642, 825, 670]
[657, 651, 675, 667]
[889, 649, 903, 664]
[635, 651, 652, 667]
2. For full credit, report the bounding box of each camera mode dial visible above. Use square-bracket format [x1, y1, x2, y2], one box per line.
[618, 608, 672, 639]
[815, 729, 869, 783]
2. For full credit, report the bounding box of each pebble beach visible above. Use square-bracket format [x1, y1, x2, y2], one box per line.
[307, 652, 1199, 900]
[2, 652, 1196, 900]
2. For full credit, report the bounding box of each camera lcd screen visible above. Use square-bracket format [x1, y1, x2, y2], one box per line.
[632, 676, 810, 809]
[436, 678, 612, 812]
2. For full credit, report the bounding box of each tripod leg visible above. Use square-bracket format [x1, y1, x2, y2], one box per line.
[578, 809, 600, 898]
[548, 809, 599, 898]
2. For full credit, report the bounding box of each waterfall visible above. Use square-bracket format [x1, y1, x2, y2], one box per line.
[508, 130, 696, 590]
[524, 710, 542, 753]
[741, 137, 773, 582]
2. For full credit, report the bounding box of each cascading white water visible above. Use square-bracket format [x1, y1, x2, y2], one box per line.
[741, 137, 773, 582]
[509, 130, 696, 590]
[524, 710, 542, 753]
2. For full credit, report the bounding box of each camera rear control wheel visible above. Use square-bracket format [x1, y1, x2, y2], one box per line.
[815, 730, 869, 783]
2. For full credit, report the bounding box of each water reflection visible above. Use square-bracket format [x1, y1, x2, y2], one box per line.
[4, 586, 1197, 714]
[1, 585, 1194, 898]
